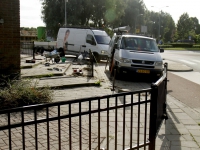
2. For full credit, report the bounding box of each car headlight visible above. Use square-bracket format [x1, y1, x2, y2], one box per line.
[101, 50, 105, 54]
[155, 61, 163, 66]
[119, 58, 131, 63]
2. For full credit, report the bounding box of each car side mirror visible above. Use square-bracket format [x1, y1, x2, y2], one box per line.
[160, 48, 164, 53]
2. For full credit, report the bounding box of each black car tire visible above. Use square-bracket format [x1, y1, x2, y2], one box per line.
[55, 56, 60, 63]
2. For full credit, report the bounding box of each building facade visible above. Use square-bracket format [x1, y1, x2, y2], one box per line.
[0, 0, 20, 77]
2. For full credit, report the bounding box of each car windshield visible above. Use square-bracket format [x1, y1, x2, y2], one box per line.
[94, 35, 111, 45]
[121, 37, 159, 52]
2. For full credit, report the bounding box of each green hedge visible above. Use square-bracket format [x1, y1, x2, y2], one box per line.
[170, 43, 193, 48]
[158, 45, 173, 48]
[193, 45, 200, 48]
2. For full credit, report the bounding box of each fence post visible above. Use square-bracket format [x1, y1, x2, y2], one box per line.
[149, 83, 158, 150]
[32, 41, 35, 60]
[89, 50, 94, 77]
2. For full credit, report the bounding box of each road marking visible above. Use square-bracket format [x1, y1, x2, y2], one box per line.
[192, 60, 200, 63]
[180, 59, 196, 65]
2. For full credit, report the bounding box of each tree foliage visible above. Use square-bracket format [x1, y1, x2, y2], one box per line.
[176, 13, 200, 43]
[40, 0, 176, 42]
[176, 13, 192, 40]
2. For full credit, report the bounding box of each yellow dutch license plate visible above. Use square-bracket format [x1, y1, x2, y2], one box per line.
[137, 69, 150, 74]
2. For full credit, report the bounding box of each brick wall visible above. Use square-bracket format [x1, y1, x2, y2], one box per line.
[0, 0, 20, 77]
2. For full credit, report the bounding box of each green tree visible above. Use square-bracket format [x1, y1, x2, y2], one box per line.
[41, 0, 126, 38]
[143, 11, 175, 42]
[121, 0, 145, 33]
[176, 13, 192, 40]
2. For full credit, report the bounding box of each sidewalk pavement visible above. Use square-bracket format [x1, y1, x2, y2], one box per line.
[13, 55, 200, 149]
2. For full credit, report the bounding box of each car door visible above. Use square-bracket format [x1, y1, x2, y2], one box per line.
[85, 30, 98, 54]
[114, 37, 121, 63]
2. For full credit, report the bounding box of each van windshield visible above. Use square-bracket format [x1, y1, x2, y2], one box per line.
[94, 35, 111, 45]
[121, 37, 159, 52]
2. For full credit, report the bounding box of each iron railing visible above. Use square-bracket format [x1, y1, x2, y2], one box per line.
[0, 64, 168, 150]
[20, 41, 34, 57]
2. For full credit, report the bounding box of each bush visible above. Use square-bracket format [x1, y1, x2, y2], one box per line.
[193, 45, 200, 48]
[0, 79, 53, 110]
[158, 45, 173, 48]
[170, 43, 193, 48]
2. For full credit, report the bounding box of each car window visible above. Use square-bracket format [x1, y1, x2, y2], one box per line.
[86, 34, 96, 45]
[121, 37, 159, 52]
[94, 35, 111, 45]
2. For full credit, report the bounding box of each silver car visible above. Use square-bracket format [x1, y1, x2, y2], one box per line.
[108, 34, 164, 80]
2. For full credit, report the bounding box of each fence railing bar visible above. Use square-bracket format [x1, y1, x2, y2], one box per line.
[137, 93, 141, 148]
[21, 110, 25, 150]
[130, 94, 133, 148]
[144, 92, 148, 150]
[125, 141, 150, 150]
[79, 102, 82, 150]
[123, 95, 126, 150]
[58, 105, 61, 150]
[115, 97, 118, 150]
[46, 107, 50, 150]
[149, 84, 158, 150]
[0, 89, 152, 114]
[89, 100, 91, 150]
[107, 97, 109, 150]
[69, 104, 72, 150]
[98, 98, 100, 150]
[8, 112, 12, 150]
[34, 109, 38, 150]
[0, 100, 152, 131]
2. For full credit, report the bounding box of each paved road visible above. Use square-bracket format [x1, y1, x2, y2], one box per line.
[168, 72, 200, 111]
[161, 50, 200, 72]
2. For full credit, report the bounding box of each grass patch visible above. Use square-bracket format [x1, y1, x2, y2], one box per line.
[95, 80, 101, 86]
[0, 79, 53, 110]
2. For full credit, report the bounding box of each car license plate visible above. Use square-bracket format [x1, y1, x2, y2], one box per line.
[137, 69, 150, 74]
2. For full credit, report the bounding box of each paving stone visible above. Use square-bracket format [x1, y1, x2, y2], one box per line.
[0, 56, 199, 149]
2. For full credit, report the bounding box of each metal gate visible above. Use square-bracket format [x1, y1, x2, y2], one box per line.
[0, 64, 168, 150]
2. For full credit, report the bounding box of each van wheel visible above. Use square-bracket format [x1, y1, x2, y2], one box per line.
[93, 53, 100, 63]
[55, 56, 60, 63]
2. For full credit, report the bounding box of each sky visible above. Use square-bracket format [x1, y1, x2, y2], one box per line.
[20, 0, 200, 28]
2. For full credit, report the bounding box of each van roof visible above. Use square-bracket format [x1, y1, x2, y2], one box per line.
[119, 34, 154, 40]
[59, 26, 105, 31]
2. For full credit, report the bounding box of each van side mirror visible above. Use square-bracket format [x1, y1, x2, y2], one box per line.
[160, 48, 164, 53]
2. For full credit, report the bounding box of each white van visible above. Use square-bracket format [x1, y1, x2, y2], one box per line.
[56, 27, 111, 62]
[108, 26, 164, 80]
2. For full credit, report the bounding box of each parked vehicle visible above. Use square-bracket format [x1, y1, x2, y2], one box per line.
[33, 41, 57, 55]
[56, 27, 111, 62]
[108, 26, 164, 80]
[177, 39, 195, 44]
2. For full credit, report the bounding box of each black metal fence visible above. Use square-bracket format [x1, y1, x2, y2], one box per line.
[0, 64, 168, 150]
[20, 41, 34, 57]
[20, 42, 44, 60]
[88, 50, 94, 77]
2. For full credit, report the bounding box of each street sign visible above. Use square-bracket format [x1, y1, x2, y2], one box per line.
[136, 29, 140, 33]
[141, 26, 147, 33]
